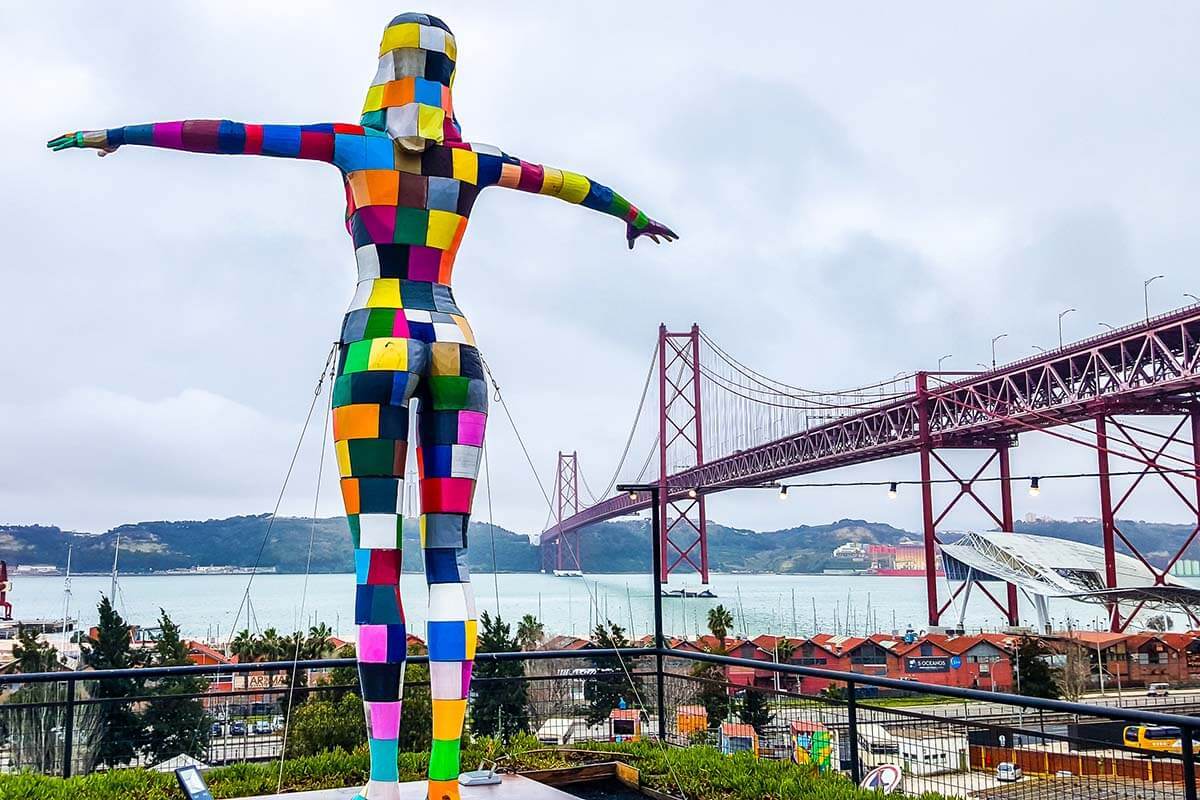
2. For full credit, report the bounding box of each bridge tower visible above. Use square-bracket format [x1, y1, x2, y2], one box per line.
[551, 451, 582, 572]
[917, 372, 1020, 629]
[658, 324, 710, 583]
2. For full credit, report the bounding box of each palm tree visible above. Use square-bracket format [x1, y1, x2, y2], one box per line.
[516, 614, 545, 651]
[306, 623, 334, 658]
[775, 637, 797, 664]
[259, 628, 284, 662]
[707, 605, 734, 654]
[229, 628, 259, 663]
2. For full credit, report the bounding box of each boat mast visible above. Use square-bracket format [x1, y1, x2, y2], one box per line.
[62, 544, 74, 658]
[109, 532, 121, 604]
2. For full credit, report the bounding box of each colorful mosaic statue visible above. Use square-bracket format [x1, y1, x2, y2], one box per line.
[48, 12, 675, 800]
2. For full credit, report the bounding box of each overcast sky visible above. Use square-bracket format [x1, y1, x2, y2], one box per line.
[3, 3, 1199, 540]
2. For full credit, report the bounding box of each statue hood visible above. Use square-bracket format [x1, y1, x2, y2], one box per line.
[362, 13, 461, 150]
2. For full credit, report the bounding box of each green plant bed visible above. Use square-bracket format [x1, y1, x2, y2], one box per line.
[0, 736, 950, 800]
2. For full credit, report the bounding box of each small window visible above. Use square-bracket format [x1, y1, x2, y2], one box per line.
[920, 643, 933, 656]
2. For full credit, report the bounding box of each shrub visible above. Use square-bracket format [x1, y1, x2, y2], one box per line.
[284, 693, 367, 758]
[0, 739, 952, 800]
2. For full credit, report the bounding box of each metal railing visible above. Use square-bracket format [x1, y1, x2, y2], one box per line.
[4, 646, 1200, 798]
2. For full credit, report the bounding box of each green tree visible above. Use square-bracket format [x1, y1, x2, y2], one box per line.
[472, 612, 529, 739]
[13, 625, 60, 673]
[321, 643, 359, 702]
[584, 621, 636, 726]
[229, 628, 259, 662]
[82, 596, 144, 767]
[284, 690, 364, 762]
[305, 623, 335, 658]
[774, 637, 797, 664]
[141, 609, 211, 764]
[1014, 635, 1061, 699]
[690, 660, 731, 731]
[284, 692, 366, 758]
[707, 605, 734, 653]
[398, 642, 432, 753]
[515, 614, 545, 651]
[736, 688, 774, 734]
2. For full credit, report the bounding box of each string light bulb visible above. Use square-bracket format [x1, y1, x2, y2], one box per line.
[687, 487, 698, 499]
[628, 490, 638, 501]
[888, 482, 898, 500]
[778, 485, 789, 501]
[1029, 477, 1041, 497]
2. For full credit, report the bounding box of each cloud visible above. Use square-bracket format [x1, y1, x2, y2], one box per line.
[2, 2, 1199, 537]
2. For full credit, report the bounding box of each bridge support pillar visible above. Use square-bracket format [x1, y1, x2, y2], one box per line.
[917, 372, 1020, 629]
[1094, 409, 1200, 632]
[657, 324, 709, 583]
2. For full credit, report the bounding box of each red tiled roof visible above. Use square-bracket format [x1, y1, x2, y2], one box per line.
[721, 723, 757, 738]
[542, 635, 593, 651]
[1158, 633, 1198, 650]
[186, 640, 231, 665]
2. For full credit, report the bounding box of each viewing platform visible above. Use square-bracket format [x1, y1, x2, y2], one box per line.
[246, 775, 584, 799]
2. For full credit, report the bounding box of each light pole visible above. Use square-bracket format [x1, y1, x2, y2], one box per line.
[991, 333, 1008, 368]
[938, 354, 952, 371]
[1058, 308, 1076, 348]
[1186, 293, 1200, 305]
[1098, 322, 1115, 332]
[1144, 275, 1164, 320]
[1032, 345, 1046, 354]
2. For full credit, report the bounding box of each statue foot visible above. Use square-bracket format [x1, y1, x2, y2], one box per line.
[427, 779, 460, 800]
[356, 780, 402, 800]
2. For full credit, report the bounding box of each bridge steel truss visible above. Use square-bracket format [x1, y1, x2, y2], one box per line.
[543, 307, 1200, 619]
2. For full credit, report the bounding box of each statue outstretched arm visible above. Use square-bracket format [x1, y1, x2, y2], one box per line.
[47, 120, 357, 163]
[470, 144, 677, 249]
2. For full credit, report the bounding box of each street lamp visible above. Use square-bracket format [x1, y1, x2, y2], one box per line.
[991, 333, 1008, 368]
[1032, 345, 1046, 354]
[1058, 308, 1076, 348]
[938, 354, 952, 370]
[1098, 322, 1116, 332]
[1144, 275, 1164, 320]
[1186, 293, 1200, 305]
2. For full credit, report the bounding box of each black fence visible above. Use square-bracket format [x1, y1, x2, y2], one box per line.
[4, 647, 1200, 799]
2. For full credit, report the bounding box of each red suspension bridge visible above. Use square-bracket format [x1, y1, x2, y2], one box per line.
[539, 304, 1200, 632]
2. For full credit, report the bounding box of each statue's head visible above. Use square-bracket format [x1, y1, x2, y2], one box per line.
[362, 13, 459, 151]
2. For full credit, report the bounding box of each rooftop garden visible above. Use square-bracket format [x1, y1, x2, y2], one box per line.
[0, 735, 950, 800]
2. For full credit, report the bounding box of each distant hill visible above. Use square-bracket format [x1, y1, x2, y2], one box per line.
[1, 514, 1195, 575]
[0, 516, 539, 575]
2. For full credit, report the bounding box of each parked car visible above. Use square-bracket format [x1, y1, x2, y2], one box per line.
[229, 721, 247, 736]
[1147, 682, 1170, 697]
[209, 722, 224, 737]
[995, 762, 1023, 782]
[252, 720, 273, 735]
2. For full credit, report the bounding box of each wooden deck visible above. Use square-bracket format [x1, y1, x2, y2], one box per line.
[244, 774, 581, 799]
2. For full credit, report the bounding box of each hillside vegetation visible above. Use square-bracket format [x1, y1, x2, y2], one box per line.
[1, 514, 1193, 575]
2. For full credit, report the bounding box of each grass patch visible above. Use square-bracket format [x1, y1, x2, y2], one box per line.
[0, 736, 951, 800]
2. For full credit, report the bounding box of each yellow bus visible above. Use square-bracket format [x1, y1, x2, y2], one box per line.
[1123, 725, 1198, 755]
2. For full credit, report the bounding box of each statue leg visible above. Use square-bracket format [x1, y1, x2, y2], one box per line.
[417, 340, 487, 800]
[332, 328, 424, 800]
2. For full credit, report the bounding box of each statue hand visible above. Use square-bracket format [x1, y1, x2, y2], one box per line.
[627, 218, 678, 250]
[47, 131, 117, 156]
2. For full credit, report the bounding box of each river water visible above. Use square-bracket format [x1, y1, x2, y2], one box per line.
[20, 572, 1118, 643]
